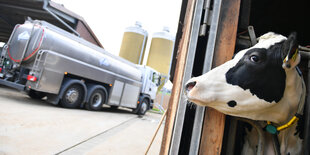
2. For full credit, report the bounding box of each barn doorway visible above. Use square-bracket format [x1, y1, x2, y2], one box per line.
[162, 0, 310, 154]
[224, 0, 310, 154]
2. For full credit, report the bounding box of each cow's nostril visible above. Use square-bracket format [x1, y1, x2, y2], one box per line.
[186, 81, 197, 91]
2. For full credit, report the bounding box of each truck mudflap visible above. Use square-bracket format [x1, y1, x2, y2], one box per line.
[0, 78, 25, 91]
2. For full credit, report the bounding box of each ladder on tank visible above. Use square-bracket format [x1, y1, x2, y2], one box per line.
[29, 50, 46, 88]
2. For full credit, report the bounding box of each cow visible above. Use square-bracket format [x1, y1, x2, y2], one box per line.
[185, 32, 306, 155]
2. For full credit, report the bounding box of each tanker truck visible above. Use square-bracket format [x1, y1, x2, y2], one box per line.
[0, 19, 161, 115]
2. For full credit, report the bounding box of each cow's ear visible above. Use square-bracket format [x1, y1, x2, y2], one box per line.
[282, 32, 300, 69]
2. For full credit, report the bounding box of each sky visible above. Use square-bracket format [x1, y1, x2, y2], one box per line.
[51, 0, 182, 61]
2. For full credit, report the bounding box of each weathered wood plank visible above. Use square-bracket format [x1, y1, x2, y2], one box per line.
[212, 0, 240, 68]
[199, 0, 241, 154]
[159, 0, 196, 154]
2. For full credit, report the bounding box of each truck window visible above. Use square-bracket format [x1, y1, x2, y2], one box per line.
[152, 72, 161, 86]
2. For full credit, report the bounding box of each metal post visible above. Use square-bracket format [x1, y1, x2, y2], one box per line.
[189, 0, 222, 154]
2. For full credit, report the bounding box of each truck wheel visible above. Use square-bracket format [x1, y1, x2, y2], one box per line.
[137, 99, 149, 115]
[85, 89, 106, 111]
[60, 84, 84, 108]
[28, 90, 46, 99]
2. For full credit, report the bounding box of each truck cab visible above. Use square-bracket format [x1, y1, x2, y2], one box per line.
[138, 65, 161, 110]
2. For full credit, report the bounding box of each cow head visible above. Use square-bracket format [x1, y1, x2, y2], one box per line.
[185, 32, 303, 124]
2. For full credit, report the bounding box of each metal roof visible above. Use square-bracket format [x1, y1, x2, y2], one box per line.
[0, 0, 103, 47]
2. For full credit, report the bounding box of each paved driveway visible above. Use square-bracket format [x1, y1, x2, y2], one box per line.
[0, 86, 164, 155]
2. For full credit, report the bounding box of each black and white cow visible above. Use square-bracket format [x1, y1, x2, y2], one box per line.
[185, 32, 306, 154]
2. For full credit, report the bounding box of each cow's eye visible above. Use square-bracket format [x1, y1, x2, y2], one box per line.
[250, 55, 259, 62]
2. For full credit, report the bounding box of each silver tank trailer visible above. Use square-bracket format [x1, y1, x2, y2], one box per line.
[5, 20, 142, 82]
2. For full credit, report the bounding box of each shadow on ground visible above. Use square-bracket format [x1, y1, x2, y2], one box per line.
[0, 86, 135, 115]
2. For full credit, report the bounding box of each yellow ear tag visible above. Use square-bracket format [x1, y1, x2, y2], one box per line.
[291, 48, 299, 62]
[283, 49, 298, 69]
[283, 55, 289, 63]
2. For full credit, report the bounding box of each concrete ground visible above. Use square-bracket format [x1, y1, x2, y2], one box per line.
[0, 86, 164, 155]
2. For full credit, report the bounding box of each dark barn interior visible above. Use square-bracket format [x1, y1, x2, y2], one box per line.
[249, 0, 310, 46]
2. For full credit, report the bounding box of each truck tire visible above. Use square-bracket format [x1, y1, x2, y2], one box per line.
[137, 99, 149, 115]
[85, 88, 106, 111]
[28, 90, 46, 99]
[60, 83, 84, 108]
